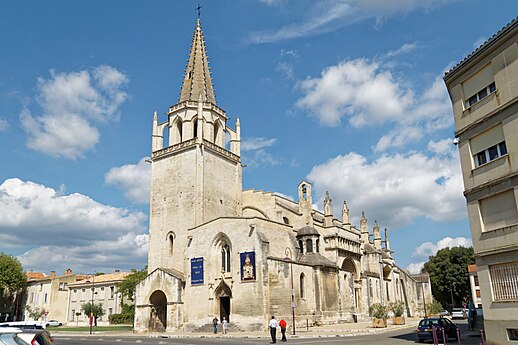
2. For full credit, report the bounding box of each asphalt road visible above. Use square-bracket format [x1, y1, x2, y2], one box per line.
[53, 320, 483, 345]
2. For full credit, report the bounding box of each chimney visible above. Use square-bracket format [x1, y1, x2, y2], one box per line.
[50, 271, 56, 278]
[114, 269, 120, 273]
[64, 268, 73, 276]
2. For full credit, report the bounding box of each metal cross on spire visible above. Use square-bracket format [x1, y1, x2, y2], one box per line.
[195, 3, 203, 19]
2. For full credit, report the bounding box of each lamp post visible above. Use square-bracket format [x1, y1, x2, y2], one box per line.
[85, 274, 96, 335]
[284, 248, 295, 335]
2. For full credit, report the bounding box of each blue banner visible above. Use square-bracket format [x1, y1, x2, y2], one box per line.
[191, 257, 204, 285]
[240, 251, 256, 280]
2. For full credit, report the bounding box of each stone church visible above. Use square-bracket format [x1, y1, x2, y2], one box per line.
[134, 18, 430, 332]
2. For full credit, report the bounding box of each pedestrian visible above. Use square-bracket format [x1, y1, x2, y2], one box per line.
[279, 318, 287, 342]
[222, 317, 228, 334]
[212, 316, 219, 334]
[269, 315, 278, 344]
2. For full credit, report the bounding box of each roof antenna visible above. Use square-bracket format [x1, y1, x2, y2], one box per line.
[195, 3, 203, 19]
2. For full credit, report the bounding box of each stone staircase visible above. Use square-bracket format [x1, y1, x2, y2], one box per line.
[193, 322, 244, 333]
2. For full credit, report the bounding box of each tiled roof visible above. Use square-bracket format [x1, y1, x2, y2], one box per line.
[26, 272, 47, 279]
[73, 272, 130, 285]
[444, 16, 518, 79]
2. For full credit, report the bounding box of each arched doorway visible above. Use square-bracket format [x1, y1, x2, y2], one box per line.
[214, 281, 232, 322]
[149, 290, 167, 332]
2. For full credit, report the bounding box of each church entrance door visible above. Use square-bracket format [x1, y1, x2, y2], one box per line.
[220, 296, 230, 322]
[149, 290, 167, 332]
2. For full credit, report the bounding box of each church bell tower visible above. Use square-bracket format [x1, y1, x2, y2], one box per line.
[147, 18, 242, 274]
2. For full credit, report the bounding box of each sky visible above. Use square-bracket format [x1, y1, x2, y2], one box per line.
[0, 0, 515, 276]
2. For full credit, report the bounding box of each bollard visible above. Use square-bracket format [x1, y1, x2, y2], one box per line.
[432, 326, 438, 345]
[442, 327, 447, 345]
[456, 327, 461, 345]
[480, 329, 486, 345]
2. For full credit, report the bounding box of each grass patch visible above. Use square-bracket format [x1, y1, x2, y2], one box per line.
[48, 325, 133, 332]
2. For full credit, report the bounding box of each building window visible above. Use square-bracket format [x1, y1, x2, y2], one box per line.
[507, 328, 518, 341]
[474, 141, 507, 167]
[489, 262, 518, 301]
[39, 284, 43, 292]
[283, 217, 290, 225]
[298, 240, 303, 254]
[465, 82, 496, 108]
[479, 189, 518, 232]
[110, 286, 115, 299]
[29, 293, 34, 303]
[44, 293, 48, 303]
[306, 239, 313, 253]
[300, 273, 305, 299]
[221, 244, 231, 273]
[108, 308, 113, 316]
[474, 275, 479, 287]
[70, 309, 75, 321]
[81, 288, 85, 301]
[315, 239, 319, 253]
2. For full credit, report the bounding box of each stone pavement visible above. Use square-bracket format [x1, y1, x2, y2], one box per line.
[55, 318, 421, 339]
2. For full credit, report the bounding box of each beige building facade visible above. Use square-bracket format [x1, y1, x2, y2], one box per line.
[66, 272, 129, 326]
[444, 17, 518, 344]
[135, 18, 431, 333]
[23, 269, 84, 324]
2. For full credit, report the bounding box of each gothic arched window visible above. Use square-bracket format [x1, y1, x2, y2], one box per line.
[221, 244, 231, 273]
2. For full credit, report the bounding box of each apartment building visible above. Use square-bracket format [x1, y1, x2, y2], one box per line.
[468, 264, 482, 309]
[443, 17, 518, 344]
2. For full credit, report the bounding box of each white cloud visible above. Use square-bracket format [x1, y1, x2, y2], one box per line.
[296, 59, 452, 151]
[406, 261, 425, 274]
[20, 65, 129, 159]
[0, 117, 9, 131]
[241, 137, 280, 167]
[0, 178, 147, 258]
[250, 0, 453, 43]
[385, 43, 418, 58]
[297, 58, 412, 127]
[105, 157, 151, 204]
[242, 137, 277, 151]
[413, 236, 473, 258]
[307, 150, 465, 228]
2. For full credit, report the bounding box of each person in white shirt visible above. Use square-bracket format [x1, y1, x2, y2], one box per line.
[222, 317, 228, 334]
[269, 315, 278, 343]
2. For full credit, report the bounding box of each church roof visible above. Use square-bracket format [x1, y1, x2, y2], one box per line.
[179, 19, 216, 104]
[297, 226, 320, 237]
[297, 253, 336, 268]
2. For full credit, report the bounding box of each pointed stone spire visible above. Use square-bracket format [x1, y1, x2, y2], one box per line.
[360, 211, 369, 244]
[324, 191, 333, 227]
[373, 220, 381, 249]
[342, 200, 350, 225]
[179, 18, 216, 104]
[384, 228, 391, 251]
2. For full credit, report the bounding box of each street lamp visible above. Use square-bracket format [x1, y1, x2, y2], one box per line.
[85, 274, 96, 335]
[284, 248, 295, 335]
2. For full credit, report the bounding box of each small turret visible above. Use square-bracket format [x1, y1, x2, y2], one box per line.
[151, 111, 163, 152]
[373, 221, 381, 249]
[342, 200, 350, 225]
[384, 228, 391, 251]
[324, 191, 333, 227]
[298, 181, 313, 226]
[360, 211, 369, 244]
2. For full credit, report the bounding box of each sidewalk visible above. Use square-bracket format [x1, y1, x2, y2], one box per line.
[55, 318, 420, 339]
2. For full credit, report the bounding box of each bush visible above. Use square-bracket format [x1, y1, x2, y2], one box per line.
[368, 303, 389, 319]
[389, 301, 405, 317]
[427, 300, 443, 315]
[109, 304, 135, 325]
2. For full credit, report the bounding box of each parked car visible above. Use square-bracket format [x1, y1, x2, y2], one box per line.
[417, 317, 460, 343]
[439, 310, 449, 317]
[0, 326, 53, 345]
[45, 320, 62, 327]
[451, 308, 466, 319]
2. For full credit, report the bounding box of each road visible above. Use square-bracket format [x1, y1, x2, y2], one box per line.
[53, 320, 483, 345]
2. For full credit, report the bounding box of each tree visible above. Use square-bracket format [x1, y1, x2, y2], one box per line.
[0, 253, 26, 292]
[25, 306, 46, 321]
[117, 267, 147, 303]
[423, 246, 475, 310]
[81, 302, 105, 322]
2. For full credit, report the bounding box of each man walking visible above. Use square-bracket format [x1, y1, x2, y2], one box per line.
[269, 315, 278, 344]
[279, 318, 287, 341]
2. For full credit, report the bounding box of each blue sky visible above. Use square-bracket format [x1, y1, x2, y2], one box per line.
[0, 0, 515, 275]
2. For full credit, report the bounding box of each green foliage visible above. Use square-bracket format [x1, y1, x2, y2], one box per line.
[108, 304, 134, 324]
[117, 268, 147, 303]
[423, 246, 474, 309]
[427, 300, 444, 315]
[25, 306, 46, 321]
[389, 301, 405, 317]
[81, 302, 105, 318]
[368, 303, 389, 319]
[0, 253, 26, 292]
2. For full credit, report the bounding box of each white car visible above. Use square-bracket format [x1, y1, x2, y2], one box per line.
[45, 319, 62, 327]
[451, 308, 466, 319]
